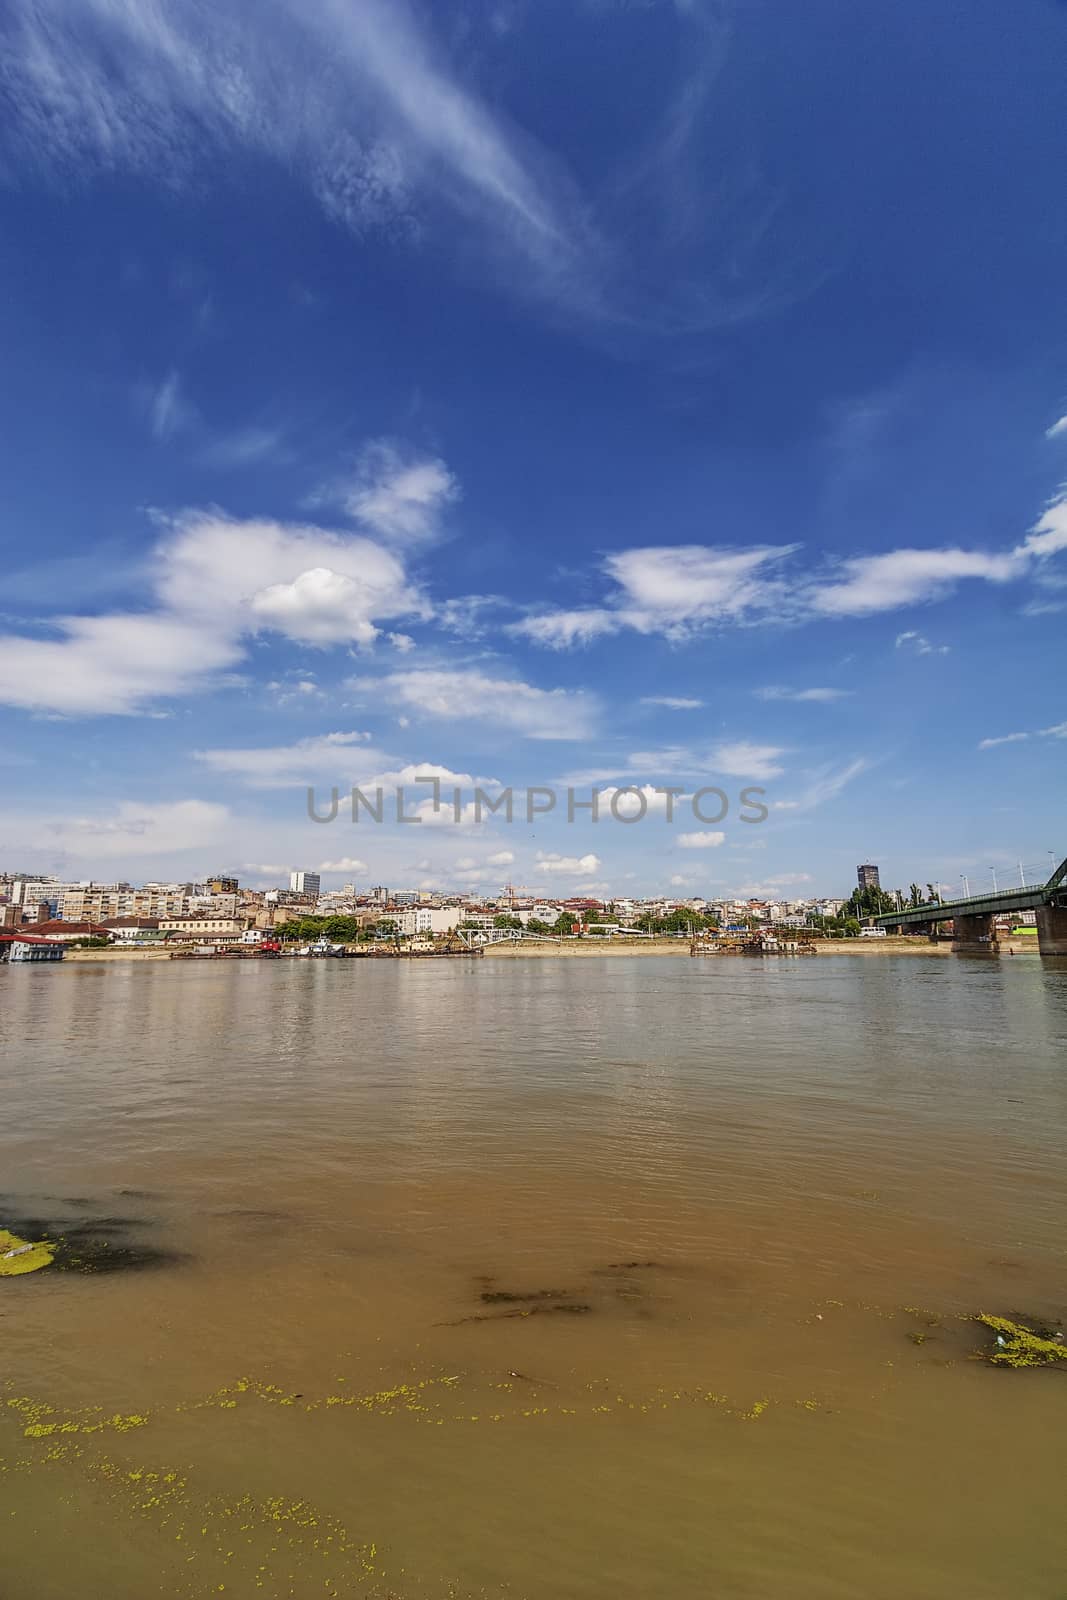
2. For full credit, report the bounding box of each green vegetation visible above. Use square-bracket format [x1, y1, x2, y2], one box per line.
[276, 915, 394, 943]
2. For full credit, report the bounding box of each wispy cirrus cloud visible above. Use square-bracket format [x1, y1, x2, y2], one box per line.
[755, 686, 851, 702]
[978, 720, 1066, 751]
[0, 0, 606, 312]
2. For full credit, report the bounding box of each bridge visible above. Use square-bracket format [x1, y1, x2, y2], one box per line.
[876, 856, 1067, 954]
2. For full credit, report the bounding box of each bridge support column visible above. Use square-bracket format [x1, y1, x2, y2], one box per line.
[952, 913, 999, 955]
[1036, 905, 1067, 956]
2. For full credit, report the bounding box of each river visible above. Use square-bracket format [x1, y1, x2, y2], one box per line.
[1, 952, 1065, 1598]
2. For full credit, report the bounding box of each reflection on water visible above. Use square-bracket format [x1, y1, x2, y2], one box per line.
[1, 955, 1065, 1598]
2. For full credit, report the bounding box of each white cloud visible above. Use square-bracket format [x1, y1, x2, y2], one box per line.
[37, 799, 230, 859]
[332, 440, 459, 543]
[347, 667, 597, 739]
[710, 741, 785, 780]
[979, 720, 1067, 750]
[895, 631, 950, 657]
[388, 632, 416, 652]
[194, 731, 379, 788]
[770, 758, 868, 812]
[2, 0, 603, 310]
[1014, 492, 1067, 561]
[1045, 416, 1067, 440]
[149, 370, 195, 440]
[510, 608, 620, 649]
[514, 545, 797, 647]
[534, 852, 601, 875]
[202, 425, 289, 468]
[678, 831, 725, 848]
[811, 549, 1017, 616]
[598, 784, 685, 817]
[160, 510, 427, 645]
[0, 614, 243, 715]
[755, 686, 851, 702]
[0, 509, 429, 715]
[640, 695, 704, 709]
[315, 857, 369, 874]
[607, 545, 795, 624]
[486, 849, 515, 866]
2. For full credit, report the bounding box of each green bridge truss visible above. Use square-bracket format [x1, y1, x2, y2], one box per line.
[876, 856, 1067, 928]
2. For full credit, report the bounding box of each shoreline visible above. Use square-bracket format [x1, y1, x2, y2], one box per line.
[45, 935, 969, 964]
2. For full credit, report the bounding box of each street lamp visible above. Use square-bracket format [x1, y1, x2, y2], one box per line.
[961, 874, 970, 898]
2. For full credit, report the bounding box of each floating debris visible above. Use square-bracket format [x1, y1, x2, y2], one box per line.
[0, 1208, 183, 1276]
[439, 1303, 593, 1327]
[976, 1314, 1067, 1369]
[0, 1230, 54, 1277]
[479, 1288, 570, 1305]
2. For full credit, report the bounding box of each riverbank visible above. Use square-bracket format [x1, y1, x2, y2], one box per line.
[46, 935, 1037, 963]
[484, 935, 952, 958]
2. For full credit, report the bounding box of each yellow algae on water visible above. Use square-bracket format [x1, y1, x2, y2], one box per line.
[0, 1229, 54, 1277]
[977, 1314, 1067, 1369]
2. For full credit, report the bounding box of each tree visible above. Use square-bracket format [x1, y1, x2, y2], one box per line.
[527, 917, 553, 934]
[909, 883, 923, 908]
[493, 914, 523, 930]
[553, 911, 577, 935]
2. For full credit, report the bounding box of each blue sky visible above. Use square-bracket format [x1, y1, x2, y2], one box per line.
[1, 0, 1065, 899]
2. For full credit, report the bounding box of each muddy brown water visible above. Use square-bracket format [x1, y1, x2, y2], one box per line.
[1, 954, 1065, 1598]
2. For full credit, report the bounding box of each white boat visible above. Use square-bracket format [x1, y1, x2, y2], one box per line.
[298, 938, 345, 958]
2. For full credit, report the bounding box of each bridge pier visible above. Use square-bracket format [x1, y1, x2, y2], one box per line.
[1036, 904, 1067, 956]
[951, 912, 999, 955]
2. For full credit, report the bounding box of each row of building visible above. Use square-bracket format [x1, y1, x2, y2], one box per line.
[1, 866, 850, 947]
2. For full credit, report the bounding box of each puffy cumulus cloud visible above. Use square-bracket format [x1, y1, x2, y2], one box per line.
[678, 830, 725, 847]
[347, 667, 598, 739]
[158, 510, 426, 644]
[331, 440, 460, 543]
[315, 857, 369, 874]
[487, 849, 515, 866]
[534, 852, 601, 875]
[809, 548, 1018, 616]
[0, 510, 427, 715]
[597, 784, 685, 818]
